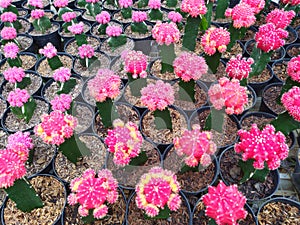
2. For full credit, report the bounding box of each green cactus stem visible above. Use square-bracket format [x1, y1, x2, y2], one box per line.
[153, 108, 172, 131]
[96, 98, 119, 128]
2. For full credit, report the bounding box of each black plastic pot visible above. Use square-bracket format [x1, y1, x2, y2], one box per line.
[0, 52, 38, 71]
[285, 43, 300, 58]
[64, 34, 101, 56]
[292, 148, 300, 194]
[285, 26, 298, 47]
[99, 36, 135, 58]
[271, 58, 290, 83]
[16, 33, 35, 53]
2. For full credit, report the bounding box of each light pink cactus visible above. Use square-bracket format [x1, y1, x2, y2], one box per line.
[31, 9, 45, 19]
[0, 27, 17, 40]
[173, 125, 216, 167]
[280, 0, 300, 6]
[87, 69, 121, 102]
[67, 22, 84, 35]
[118, 0, 132, 8]
[95, 11, 111, 24]
[208, 77, 248, 115]
[255, 23, 288, 52]
[0, 149, 27, 189]
[106, 25, 123, 37]
[240, 0, 265, 14]
[121, 50, 148, 78]
[281, 86, 300, 122]
[202, 181, 248, 225]
[235, 124, 289, 170]
[86, 0, 99, 3]
[28, 0, 43, 8]
[50, 94, 72, 112]
[53, 67, 71, 82]
[225, 3, 256, 29]
[3, 42, 19, 59]
[148, 0, 160, 9]
[39, 43, 58, 59]
[225, 54, 254, 80]
[135, 167, 181, 217]
[53, 0, 68, 8]
[34, 110, 77, 146]
[105, 119, 143, 166]
[180, 0, 207, 17]
[173, 52, 208, 82]
[78, 44, 95, 59]
[0, 0, 12, 8]
[3, 67, 26, 84]
[168, 11, 182, 23]
[266, 9, 295, 29]
[140, 80, 175, 111]
[132, 11, 147, 23]
[201, 27, 230, 56]
[152, 21, 180, 46]
[68, 169, 119, 219]
[62, 12, 77, 22]
[0, 12, 17, 22]
[7, 88, 30, 107]
[287, 55, 300, 82]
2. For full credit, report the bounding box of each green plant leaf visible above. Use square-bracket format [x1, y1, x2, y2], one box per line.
[81, 209, 95, 223]
[17, 77, 31, 89]
[57, 78, 77, 95]
[199, 16, 208, 31]
[59, 133, 91, 164]
[39, 16, 52, 31]
[238, 159, 256, 183]
[215, 0, 229, 19]
[96, 99, 119, 128]
[149, 9, 163, 21]
[154, 108, 172, 131]
[129, 151, 148, 166]
[209, 219, 218, 225]
[10, 106, 24, 120]
[137, 0, 149, 8]
[127, 75, 146, 97]
[12, 20, 22, 32]
[166, 0, 177, 7]
[106, 0, 117, 6]
[182, 16, 202, 51]
[75, 33, 88, 46]
[121, 7, 132, 19]
[251, 166, 270, 183]
[178, 79, 195, 102]
[7, 57, 22, 67]
[180, 164, 199, 173]
[159, 44, 176, 73]
[5, 178, 43, 212]
[205, 2, 213, 29]
[204, 107, 225, 133]
[108, 35, 127, 51]
[58, 7, 72, 19]
[23, 98, 37, 123]
[144, 206, 171, 219]
[277, 77, 300, 104]
[131, 22, 148, 34]
[48, 56, 63, 71]
[227, 24, 246, 51]
[77, 0, 87, 7]
[204, 52, 221, 74]
[98, 24, 108, 35]
[62, 22, 72, 32]
[4, 5, 19, 15]
[249, 46, 272, 78]
[271, 112, 300, 136]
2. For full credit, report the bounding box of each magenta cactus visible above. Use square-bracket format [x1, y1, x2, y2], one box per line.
[105, 119, 143, 166]
[95, 11, 111, 24]
[67, 22, 85, 35]
[281, 0, 300, 6]
[168, 11, 183, 23]
[0, 0, 12, 8]
[53, 0, 68, 8]
[240, 0, 265, 14]
[202, 181, 248, 225]
[121, 50, 148, 79]
[62, 12, 77, 22]
[53, 67, 71, 83]
[39, 42, 58, 58]
[28, 0, 43, 8]
[50, 94, 72, 112]
[106, 25, 123, 37]
[3, 67, 26, 84]
[78, 44, 95, 59]
[287, 55, 300, 82]
[135, 167, 181, 218]
[201, 27, 230, 56]
[225, 3, 256, 29]
[68, 169, 119, 220]
[0, 12, 17, 22]
[225, 54, 254, 80]
[0, 26, 17, 40]
[208, 77, 248, 115]
[173, 125, 217, 168]
[235, 124, 289, 170]
[266, 9, 295, 29]
[281, 86, 300, 122]
[132, 11, 147, 22]
[3, 42, 19, 59]
[152, 21, 180, 46]
[7, 88, 30, 107]
[31, 9, 45, 19]
[180, 0, 207, 17]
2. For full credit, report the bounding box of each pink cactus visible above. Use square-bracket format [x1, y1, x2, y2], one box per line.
[34, 110, 77, 146]
[208, 77, 248, 115]
[0, 12, 17, 23]
[105, 119, 143, 166]
[87, 69, 121, 102]
[201, 27, 230, 56]
[121, 50, 148, 78]
[225, 54, 254, 80]
[7, 88, 30, 108]
[28, 0, 43, 8]
[132, 11, 147, 23]
[173, 125, 217, 167]
[266, 9, 295, 29]
[3, 67, 25, 84]
[281, 86, 300, 122]
[53, 0, 68, 8]
[95, 11, 111, 24]
[6, 131, 33, 163]
[39, 43, 57, 59]
[118, 0, 132, 8]
[235, 123, 289, 170]
[255, 23, 288, 52]
[50, 94, 72, 112]
[180, 0, 207, 17]
[86, 0, 99, 3]
[0, 0, 12, 8]
[0, 149, 27, 189]
[68, 169, 119, 219]
[135, 167, 181, 217]
[53, 67, 71, 82]
[1, 27, 17, 40]
[281, 0, 300, 6]
[78, 44, 95, 59]
[152, 21, 180, 45]
[173, 52, 208, 82]
[202, 181, 248, 225]
[225, 3, 256, 29]
[287, 56, 300, 82]
[67, 22, 84, 35]
[168, 11, 183, 23]
[148, 0, 161, 9]
[140, 80, 175, 111]
[62, 12, 77, 22]
[240, 0, 265, 14]
[3, 42, 19, 59]
[106, 25, 123, 37]
[31, 9, 45, 19]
